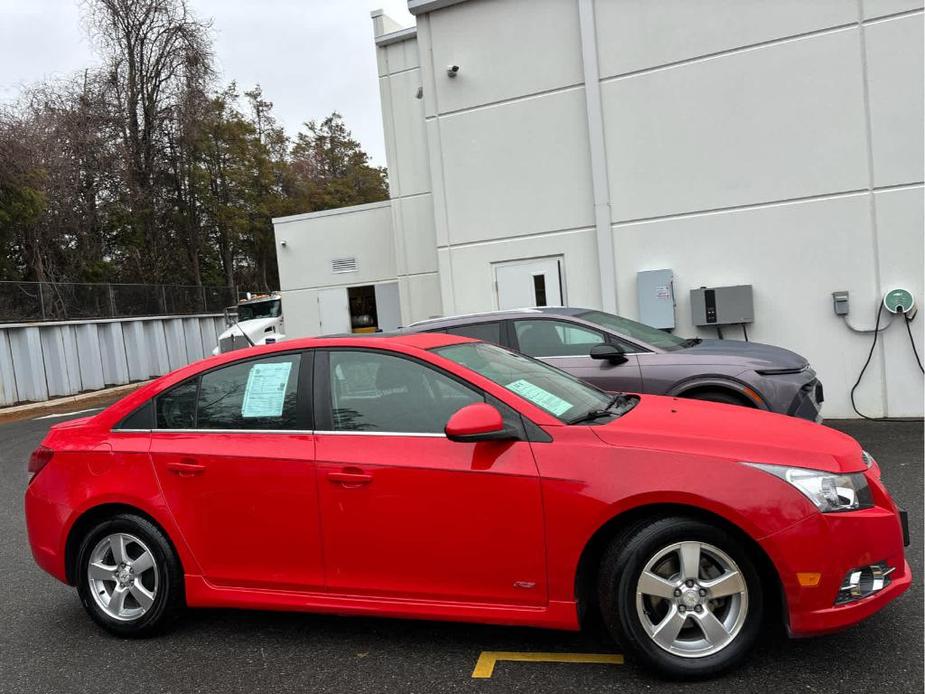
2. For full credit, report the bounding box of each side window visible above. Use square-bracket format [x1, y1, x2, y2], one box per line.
[444, 321, 502, 344]
[156, 380, 198, 429]
[328, 351, 481, 433]
[196, 353, 302, 430]
[514, 319, 605, 357]
[116, 400, 154, 430]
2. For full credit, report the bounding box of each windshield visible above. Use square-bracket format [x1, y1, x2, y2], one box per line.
[238, 299, 281, 322]
[576, 309, 688, 351]
[433, 341, 612, 422]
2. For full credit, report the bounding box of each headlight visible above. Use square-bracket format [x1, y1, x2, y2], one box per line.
[746, 463, 873, 513]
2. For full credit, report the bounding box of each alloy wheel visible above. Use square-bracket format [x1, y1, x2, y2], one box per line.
[634, 540, 748, 658]
[86, 532, 159, 622]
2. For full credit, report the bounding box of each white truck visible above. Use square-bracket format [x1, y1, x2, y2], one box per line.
[212, 293, 286, 355]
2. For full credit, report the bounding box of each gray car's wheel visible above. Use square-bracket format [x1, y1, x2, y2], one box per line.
[75, 513, 183, 637]
[598, 517, 763, 679]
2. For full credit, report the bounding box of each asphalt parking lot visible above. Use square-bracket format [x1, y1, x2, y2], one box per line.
[0, 409, 921, 694]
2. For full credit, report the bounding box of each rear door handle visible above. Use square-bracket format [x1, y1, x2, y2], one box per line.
[167, 460, 206, 476]
[327, 468, 372, 486]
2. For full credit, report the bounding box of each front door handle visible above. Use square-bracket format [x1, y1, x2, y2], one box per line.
[167, 460, 206, 476]
[327, 468, 372, 486]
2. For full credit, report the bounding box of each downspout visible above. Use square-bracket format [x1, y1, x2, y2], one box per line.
[578, 0, 618, 314]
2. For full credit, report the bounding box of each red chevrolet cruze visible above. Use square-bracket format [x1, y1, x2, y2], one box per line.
[25, 334, 910, 678]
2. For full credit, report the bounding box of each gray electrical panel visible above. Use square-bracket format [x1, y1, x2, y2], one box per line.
[690, 285, 754, 326]
[637, 269, 675, 329]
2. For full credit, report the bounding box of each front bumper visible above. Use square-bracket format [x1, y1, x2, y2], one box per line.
[787, 378, 824, 422]
[749, 367, 823, 421]
[760, 502, 910, 638]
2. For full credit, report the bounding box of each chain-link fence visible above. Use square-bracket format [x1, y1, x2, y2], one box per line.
[0, 281, 236, 323]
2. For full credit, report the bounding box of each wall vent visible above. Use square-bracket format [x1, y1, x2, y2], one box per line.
[331, 257, 358, 274]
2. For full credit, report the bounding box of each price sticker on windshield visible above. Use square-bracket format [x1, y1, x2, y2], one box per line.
[506, 379, 573, 416]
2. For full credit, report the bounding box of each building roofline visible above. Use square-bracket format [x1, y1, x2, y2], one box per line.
[407, 0, 470, 16]
[375, 25, 417, 47]
[272, 199, 392, 226]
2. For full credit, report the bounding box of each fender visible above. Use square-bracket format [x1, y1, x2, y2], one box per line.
[667, 373, 769, 409]
[589, 489, 776, 549]
[61, 493, 202, 581]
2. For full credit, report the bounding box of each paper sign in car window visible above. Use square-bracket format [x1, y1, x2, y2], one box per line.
[506, 379, 572, 416]
[241, 362, 293, 418]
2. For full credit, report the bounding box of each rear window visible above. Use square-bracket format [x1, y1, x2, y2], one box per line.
[156, 380, 198, 429]
[152, 352, 303, 430]
[197, 353, 301, 430]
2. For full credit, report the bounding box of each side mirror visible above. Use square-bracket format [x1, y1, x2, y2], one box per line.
[445, 403, 518, 443]
[590, 343, 628, 365]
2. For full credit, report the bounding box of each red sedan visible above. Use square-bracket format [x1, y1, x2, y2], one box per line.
[25, 334, 910, 678]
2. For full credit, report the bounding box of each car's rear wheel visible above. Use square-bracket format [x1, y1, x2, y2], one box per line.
[598, 517, 763, 679]
[75, 513, 183, 637]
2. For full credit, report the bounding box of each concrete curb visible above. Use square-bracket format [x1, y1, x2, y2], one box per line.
[0, 381, 151, 423]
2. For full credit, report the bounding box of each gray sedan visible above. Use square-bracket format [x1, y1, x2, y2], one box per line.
[404, 307, 823, 420]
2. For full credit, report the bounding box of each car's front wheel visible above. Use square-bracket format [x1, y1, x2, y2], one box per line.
[598, 517, 763, 679]
[688, 390, 750, 408]
[75, 513, 183, 637]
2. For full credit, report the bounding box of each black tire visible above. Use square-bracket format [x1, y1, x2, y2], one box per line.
[597, 517, 763, 679]
[75, 513, 183, 637]
[687, 390, 749, 408]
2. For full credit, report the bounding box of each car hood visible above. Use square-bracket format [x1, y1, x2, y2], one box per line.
[593, 394, 862, 473]
[671, 338, 808, 370]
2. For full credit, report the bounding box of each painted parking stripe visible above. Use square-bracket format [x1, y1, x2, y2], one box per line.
[471, 651, 623, 678]
[33, 408, 101, 420]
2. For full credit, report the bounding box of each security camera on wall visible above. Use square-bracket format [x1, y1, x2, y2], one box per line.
[446, 64, 459, 77]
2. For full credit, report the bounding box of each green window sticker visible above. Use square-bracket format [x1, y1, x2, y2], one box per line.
[506, 379, 573, 416]
[241, 362, 293, 418]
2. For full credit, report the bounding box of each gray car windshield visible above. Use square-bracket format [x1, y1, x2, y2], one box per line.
[576, 310, 688, 351]
[433, 341, 612, 422]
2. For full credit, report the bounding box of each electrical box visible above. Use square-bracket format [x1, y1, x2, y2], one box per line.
[832, 291, 849, 315]
[637, 269, 675, 329]
[690, 285, 754, 326]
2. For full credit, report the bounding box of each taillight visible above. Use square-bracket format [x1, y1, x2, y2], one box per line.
[27, 445, 54, 483]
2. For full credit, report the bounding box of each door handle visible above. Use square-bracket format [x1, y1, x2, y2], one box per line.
[327, 468, 372, 486]
[167, 460, 206, 476]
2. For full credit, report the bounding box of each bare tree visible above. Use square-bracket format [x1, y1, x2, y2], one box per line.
[82, 0, 212, 282]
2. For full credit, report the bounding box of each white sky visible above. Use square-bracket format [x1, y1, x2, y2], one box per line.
[0, 0, 415, 166]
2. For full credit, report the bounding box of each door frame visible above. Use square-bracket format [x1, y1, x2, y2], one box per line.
[492, 255, 566, 310]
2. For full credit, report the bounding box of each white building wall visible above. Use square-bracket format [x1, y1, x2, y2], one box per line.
[373, 15, 442, 324]
[273, 201, 397, 337]
[416, 0, 600, 315]
[408, 0, 923, 418]
[593, 1, 924, 418]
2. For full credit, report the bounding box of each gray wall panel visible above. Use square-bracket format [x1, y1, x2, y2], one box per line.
[75, 324, 105, 391]
[0, 314, 223, 407]
[99, 322, 130, 386]
[9, 327, 48, 402]
[40, 327, 75, 397]
[0, 331, 18, 406]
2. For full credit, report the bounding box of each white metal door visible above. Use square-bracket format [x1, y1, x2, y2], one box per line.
[494, 257, 563, 310]
[374, 282, 402, 331]
[318, 287, 351, 335]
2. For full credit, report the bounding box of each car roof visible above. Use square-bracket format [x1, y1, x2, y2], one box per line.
[277, 331, 474, 351]
[93, 331, 477, 428]
[406, 306, 588, 330]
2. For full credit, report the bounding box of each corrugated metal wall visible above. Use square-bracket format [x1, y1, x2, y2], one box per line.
[0, 314, 225, 407]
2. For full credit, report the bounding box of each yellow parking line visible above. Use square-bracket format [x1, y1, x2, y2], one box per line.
[471, 651, 624, 679]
